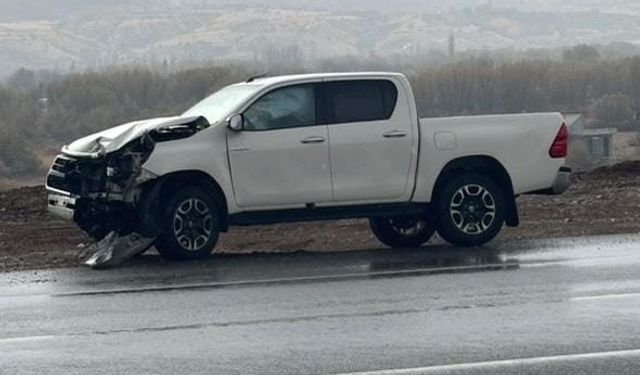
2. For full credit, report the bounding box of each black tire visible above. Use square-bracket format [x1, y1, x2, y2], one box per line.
[155, 186, 220, 260]
[369, 215, 436, 248]
[435, 173, 506, 247]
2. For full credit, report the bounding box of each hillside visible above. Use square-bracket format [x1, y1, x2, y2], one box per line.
[1, 1, 640, 76]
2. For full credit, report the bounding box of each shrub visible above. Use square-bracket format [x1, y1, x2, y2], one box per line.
[0, 131, 41, 178]
[588, 94, 635, 130]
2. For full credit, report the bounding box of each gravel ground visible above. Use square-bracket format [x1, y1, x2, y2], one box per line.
[1, 162, 639, 272]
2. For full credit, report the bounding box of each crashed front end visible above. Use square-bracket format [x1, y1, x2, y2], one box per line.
[46, 133, 156, 238]
[45, 116, 209, 267]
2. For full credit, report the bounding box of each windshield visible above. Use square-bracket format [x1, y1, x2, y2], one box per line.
[182, 84, 262, 123]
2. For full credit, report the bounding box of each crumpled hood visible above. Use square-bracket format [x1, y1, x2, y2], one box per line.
[63, 115, 203, 158]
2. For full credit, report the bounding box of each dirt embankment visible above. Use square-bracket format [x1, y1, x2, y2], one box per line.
[1, 162, 639, 272]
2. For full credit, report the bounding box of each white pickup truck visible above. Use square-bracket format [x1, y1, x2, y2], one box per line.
[47, 72, 570, 260]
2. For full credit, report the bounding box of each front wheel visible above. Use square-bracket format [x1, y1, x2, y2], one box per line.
[435, 173, 506, 247]
[369, 215, 436, 248]
[155, 186, 220, 260]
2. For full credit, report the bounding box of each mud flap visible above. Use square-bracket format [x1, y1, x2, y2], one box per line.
[78, 231, 155, 269]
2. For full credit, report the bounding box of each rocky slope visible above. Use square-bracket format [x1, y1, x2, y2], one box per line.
[2, 1, 640, 76]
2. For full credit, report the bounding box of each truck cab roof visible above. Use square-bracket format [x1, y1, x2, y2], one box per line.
[241, 72, 406, 87]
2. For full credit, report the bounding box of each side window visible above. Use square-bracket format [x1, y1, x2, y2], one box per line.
[326, 80, 398, 124]
[244, 84, 316, 131]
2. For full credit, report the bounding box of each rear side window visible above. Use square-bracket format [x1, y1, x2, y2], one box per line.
[325, 80, 398, 124]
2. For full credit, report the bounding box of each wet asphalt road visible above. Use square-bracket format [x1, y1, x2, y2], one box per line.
[1, 234, 640, 374]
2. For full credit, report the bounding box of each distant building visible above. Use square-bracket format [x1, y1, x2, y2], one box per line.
[38, 97, 49, 113]
[581, 128, 617, 161]
[564, 112, 617, 168]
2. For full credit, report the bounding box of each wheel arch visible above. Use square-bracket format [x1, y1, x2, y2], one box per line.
[432, 155, 519, 227]
[138, 170, 230, 236]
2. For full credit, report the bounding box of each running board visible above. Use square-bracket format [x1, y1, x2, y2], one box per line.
[228, 203, 430, 227]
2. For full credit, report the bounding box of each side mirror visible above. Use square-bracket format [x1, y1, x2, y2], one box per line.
[227, 114, 243, 132]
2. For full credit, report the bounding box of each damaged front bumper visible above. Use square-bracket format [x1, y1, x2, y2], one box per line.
[46, 150, 156, 237]
[45, 140, 158, 268]
[47, 190, 77, 221]
[46, 159, 157, 269]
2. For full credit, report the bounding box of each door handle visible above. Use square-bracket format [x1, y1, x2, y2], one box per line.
[300, 136, 326, 144]
[383, 130, 408, 139]
[230, 146, 251, 152]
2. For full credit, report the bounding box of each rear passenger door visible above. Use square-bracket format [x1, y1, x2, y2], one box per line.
[324, 79, 417, 203]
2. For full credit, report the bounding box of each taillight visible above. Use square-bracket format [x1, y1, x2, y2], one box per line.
[549, 122, 568, 158]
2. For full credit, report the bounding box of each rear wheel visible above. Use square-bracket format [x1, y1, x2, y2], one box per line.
[155, 186, 220, 260]
[369, 215, 436, 248]
[435, 173, 506, 247]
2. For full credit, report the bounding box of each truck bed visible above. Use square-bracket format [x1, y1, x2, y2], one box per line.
[412, 112, 566, 202]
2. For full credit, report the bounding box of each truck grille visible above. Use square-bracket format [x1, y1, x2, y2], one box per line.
[46, 155, 77, 193]
[46, 154, 108, 195]
[51, 156, 75, 173]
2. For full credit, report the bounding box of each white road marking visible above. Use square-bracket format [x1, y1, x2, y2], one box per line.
[332, 349, 640, 375]
[571, 292, 640, 302]
[0, 335, 56, 344]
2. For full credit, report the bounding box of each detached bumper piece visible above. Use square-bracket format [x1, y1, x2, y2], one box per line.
[78, 231, 155, 269]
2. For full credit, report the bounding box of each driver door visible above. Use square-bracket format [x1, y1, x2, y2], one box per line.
[227, 83, 333, 209]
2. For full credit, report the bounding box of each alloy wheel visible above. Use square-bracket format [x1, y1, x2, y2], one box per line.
[173, 198, 214, 251]
[450, 184, 496, 235]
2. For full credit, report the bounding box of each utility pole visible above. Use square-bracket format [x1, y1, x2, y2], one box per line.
[448, 30, 455, 60]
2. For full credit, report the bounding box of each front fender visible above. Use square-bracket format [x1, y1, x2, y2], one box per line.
[141, 125, 238, 213]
